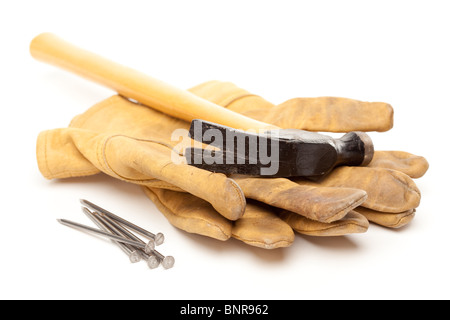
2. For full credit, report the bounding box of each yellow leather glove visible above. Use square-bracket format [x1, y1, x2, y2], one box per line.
[37, 94, 373, 248]
[36, 83, 428, 248]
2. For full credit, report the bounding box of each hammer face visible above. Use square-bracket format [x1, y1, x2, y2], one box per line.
[185, 119, 342, 177]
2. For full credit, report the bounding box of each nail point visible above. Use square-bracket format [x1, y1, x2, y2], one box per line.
[81, 207, 92, 214]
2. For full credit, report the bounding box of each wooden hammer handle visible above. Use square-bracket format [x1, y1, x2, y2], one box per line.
[30, 33, 276, 130]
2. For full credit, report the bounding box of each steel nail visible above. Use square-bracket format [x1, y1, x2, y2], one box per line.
[82, 208, 142, 263]
[97, 212, 174, 269]
[57, 219, 155, 253]
[93, 212, 161, 269]
[80, 199, 164, 245]
[152, 250, 175, 269]
[91, 211, 160, 269]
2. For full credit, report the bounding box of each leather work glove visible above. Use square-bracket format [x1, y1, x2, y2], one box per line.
[36, 84, 428, 248]
[37, 94, 364, 247]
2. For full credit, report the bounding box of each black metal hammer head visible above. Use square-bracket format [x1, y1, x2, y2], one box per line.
[185, 119, 374, 177]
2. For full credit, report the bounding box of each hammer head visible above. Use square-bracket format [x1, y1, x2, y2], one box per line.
[185, 119, 374, 177]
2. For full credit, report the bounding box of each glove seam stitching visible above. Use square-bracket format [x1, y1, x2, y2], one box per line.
[231, 235, 291, 249]
[221, 94, 260, 108]
[42, 130, 52, 177]
[324, 193, 368, 222]
[362, 209, 415, 228]
[99, 134, 180, 183]
[390, 170, 421, 197]
[227, 178, 246, 219]
[43, 169, 101, 178]
[294, 221, 367, 233]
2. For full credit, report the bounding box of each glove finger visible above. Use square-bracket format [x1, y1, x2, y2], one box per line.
[368, 151, 429, 179]
[188, 81, 393, 132]
[232, 201, 295, 249]
[232, 175, 367, 223]
[267, 97, 393, 132]
[41, 127, 246, 221]
[143, 187, 232, 241]
[354, 206, 415, 229]
[294, 167, 421, 213]
[144, 187, 295, 249]
[279, 210, 369, 236]
[36, 128, 101, 179]
[104, 136, 247, 221]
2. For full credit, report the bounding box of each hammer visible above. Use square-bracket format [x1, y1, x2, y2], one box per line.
[187, 119, 373, 177]
[30, 33, 373, 177]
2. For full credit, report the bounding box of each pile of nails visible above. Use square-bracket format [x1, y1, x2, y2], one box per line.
[58, 199, 174, 269]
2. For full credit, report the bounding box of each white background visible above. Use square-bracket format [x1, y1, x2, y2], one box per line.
[1, 0, 448, 300]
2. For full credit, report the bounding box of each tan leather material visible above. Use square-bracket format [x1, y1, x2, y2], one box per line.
[36, 128, 100, 179]
[144, 188, 294, 248]
[103, 137, 245, 221]
[231, 176, 367, 223]
[143, 187, 232, 241]
[189, 80, 394, 132]
[260, 97, 393, 133]
[30, 33, 276, 131]
[232, 202, 295, 249]
[368, 151, 429, 179]
[69, 95, 189, 145]
[279, 210, 369, 236]
[294, 166, 421, 213]
[354, 207, 416, 228]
